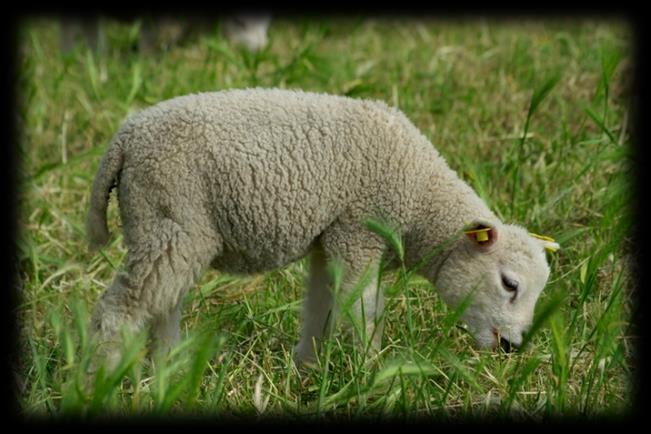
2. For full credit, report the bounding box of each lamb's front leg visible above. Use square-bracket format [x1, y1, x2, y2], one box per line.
[302, 220, 386, 365]
[294, 246, 333, 366]
[347, 265, 385, 359]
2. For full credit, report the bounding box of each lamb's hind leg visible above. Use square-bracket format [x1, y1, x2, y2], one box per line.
[89, 271, 148, 371]
[89, 218, 221, 371]
[149, 297, 183, 359]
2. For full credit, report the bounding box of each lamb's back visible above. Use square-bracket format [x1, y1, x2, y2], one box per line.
[116, 89, 416, 272]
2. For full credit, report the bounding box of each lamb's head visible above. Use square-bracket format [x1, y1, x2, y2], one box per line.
[426, 220, 557, 352]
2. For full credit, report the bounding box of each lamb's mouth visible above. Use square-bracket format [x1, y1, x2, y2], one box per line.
[492, 327, 518, 353]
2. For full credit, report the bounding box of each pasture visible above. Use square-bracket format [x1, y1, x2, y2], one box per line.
[15, 16, 634, 419]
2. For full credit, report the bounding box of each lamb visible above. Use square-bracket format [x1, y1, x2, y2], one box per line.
[86, 88, 557, 369]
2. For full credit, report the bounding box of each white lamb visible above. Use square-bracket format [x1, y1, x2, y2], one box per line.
[86, 88, 558, 368]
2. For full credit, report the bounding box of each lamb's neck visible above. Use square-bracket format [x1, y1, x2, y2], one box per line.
[403, 159, 498, 269]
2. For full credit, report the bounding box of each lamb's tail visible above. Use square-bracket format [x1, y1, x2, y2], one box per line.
[87, 142, 124, 252]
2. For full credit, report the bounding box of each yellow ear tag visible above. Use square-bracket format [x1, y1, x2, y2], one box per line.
[529, 232, 560, 253]
[464, 228, 491, 243]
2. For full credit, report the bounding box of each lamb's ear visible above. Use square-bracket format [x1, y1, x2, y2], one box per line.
[529, 232, 560, 253]
[464, 221, 498, 249]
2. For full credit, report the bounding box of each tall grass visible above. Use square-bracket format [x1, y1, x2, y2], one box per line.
[15, 17, 633, 419]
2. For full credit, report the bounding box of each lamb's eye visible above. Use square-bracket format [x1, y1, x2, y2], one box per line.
[501, 275, 519, 293]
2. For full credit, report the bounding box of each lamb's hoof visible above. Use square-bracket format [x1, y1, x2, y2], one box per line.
[293, 346, 318, 370]
[295, 357, 318, 370]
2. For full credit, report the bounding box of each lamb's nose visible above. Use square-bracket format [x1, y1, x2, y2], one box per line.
[499, 337, 519, 353]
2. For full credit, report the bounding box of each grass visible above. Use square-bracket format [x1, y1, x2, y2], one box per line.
[15, 16, 634, 420]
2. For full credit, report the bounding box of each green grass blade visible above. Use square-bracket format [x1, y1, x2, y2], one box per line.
[519, 290, 566, 351]
[364, 217, 404, 263]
